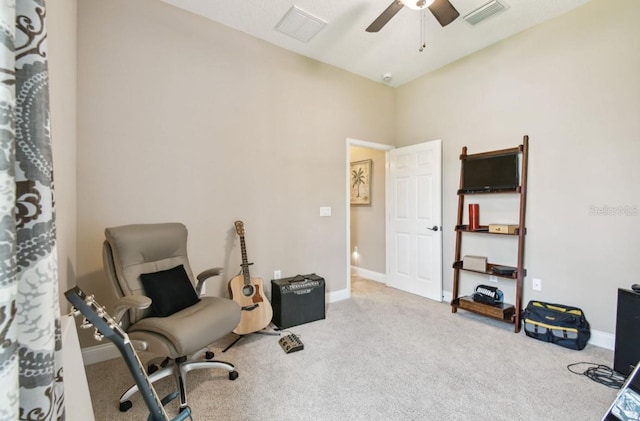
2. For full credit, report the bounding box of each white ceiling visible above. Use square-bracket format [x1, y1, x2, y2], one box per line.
[158, 0, 591, 87]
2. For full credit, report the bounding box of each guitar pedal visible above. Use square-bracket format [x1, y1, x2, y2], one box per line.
[279, 333, 304, 354]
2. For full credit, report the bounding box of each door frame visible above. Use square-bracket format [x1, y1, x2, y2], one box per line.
[345, 138, 394, 299]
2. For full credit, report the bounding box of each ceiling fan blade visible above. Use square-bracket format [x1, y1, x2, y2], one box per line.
[428, 0, 460, 27]
[366, 1, 404, 33]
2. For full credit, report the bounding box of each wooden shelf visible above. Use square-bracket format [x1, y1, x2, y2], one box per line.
[451, 135, 529, 334]
[457, 186, 521, 195]
[452, 261, 525, 279]
[455, 225, 524, 235]
[452, 296, 515, 323]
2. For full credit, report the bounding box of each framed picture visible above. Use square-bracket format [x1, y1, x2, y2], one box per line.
[350, 159, 372, 205]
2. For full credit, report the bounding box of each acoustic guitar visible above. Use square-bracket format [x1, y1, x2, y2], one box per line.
[228, 220, 273, 335]
[65, 286, 191, 421]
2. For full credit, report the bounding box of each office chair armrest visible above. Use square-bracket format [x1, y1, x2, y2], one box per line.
[195, 267, 225, 296]
[113, 295, 152, 324]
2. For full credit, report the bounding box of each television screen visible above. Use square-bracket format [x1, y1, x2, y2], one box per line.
[461, 153, 519, 192]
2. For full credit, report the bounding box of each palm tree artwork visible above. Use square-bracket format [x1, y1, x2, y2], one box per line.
[352, 167, 365, 196]
[350, 160, 371, 205]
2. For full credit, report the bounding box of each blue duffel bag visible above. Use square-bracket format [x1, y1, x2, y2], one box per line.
[522, 300, 591, 350]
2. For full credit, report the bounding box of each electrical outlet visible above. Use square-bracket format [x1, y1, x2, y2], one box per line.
[274, 270, 281, 280]
[532, 278, 542, 291]
[489, 275, 498, 283]
[320, 207, 331, 217]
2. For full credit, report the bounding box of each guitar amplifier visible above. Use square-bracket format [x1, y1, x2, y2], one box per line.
[271, 274, 325, 329]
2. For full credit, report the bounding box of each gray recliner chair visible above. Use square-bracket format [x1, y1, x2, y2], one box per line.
[102, 222, 241, 413]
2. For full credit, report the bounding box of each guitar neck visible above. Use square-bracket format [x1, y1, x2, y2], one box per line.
[239, 235, 252, 285]
[65, 286, 187, 421]
[117, 339, 169, 421]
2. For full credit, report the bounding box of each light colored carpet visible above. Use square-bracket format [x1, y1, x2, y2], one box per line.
[84, 277, 618, 420]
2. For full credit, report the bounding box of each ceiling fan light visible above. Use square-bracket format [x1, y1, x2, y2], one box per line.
[402, 0, 436, 11]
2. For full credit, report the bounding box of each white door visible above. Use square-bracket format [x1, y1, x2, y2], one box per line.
[386, 140, 442, 301]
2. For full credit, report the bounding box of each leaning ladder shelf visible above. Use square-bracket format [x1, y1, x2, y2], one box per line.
[450, 135, 529, 333]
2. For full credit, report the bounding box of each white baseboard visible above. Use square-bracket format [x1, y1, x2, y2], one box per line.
[81, 342, 120, 366]
[328, 288, 350, 303]
[351, 266, 386, 284]
[588, 329, 614, 350]
[442, 290, 452, 303]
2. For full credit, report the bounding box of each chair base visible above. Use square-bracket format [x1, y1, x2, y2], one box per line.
[119, 355, 238, 412]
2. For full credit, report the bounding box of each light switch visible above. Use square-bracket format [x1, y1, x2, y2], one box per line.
[320, 206, 331, 217]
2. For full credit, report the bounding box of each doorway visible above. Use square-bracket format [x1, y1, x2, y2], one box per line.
[346, 138, 393, 296]
[346, 138, 443, 301]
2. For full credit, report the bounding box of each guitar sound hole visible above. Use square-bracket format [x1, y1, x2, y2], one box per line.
[242, 284, 254, 297]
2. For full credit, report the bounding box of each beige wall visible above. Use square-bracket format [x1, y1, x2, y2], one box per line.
[396, 0, 640, 333]
[350, 147, 386, 274]
[52, 0, 637, 347]
[48, 0, 78, 311]
[75, 0, 395, 345]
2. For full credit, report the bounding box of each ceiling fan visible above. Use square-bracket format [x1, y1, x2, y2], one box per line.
[366, 0, 460, 32]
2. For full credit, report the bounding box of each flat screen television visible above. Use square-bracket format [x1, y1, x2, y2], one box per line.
[461, 153, 519, 192]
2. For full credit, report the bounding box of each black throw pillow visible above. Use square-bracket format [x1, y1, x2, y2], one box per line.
[140, 264, 200, 317]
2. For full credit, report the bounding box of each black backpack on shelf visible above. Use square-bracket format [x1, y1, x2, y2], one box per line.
[472, 284, 504, 305]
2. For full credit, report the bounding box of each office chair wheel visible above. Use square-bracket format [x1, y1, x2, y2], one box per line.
[119, 400, 133, 412]
[205, 351, 214, 360]
[229, 371, 239, 381]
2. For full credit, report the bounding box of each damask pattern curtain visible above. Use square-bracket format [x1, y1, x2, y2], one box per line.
[0, 0, 65, 420]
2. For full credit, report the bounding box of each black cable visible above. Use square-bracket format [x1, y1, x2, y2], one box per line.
[567, 362, 626, 389]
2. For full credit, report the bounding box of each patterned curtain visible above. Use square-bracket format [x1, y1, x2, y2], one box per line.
[0, 0, 65, 420]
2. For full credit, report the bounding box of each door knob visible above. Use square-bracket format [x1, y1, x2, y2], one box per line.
[427, 226, 439, 231]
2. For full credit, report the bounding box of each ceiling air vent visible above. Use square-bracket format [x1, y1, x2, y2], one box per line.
[275, 6, 327, 43]
[463, 0, 507, 26]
